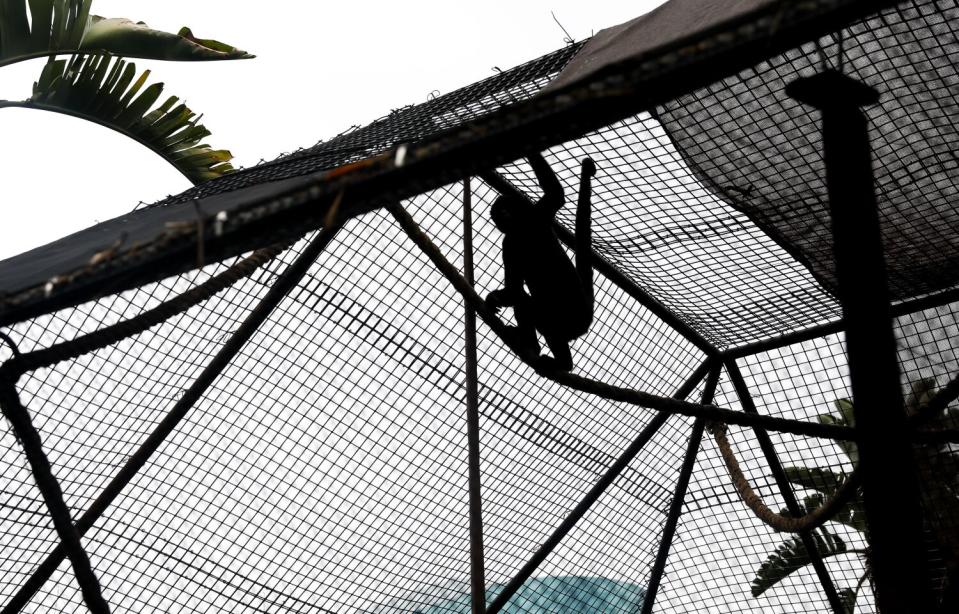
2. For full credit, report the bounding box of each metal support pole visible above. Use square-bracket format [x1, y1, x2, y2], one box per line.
[486, 358, 714, 614]
[725, 359, 846, 614]
[462, 177, 487, 613]
[788, 71, 931, 613]
[640, 364, 719, 614]
[2, 228, 340, 614]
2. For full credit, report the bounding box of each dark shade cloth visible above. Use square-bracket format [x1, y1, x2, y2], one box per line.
[0, 175, 314, 296]
[654, 2, 959, 300]
[549, 0, 959, 301]
[545, 0, 769, 92]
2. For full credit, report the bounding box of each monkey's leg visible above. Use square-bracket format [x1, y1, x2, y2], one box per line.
[508, 293, 541, 360]
[575, 159, 594, 312]
[542, 334, 573, 372]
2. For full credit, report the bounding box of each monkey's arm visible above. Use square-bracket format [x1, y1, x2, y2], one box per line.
[486, 241, 524, 312]
[528, 152, 565, 215]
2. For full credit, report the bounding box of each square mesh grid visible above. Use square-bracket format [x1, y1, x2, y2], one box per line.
[1, 1, 957, 612]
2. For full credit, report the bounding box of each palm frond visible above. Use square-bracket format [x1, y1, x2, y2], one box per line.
[0, 54, 234, 183]
[838, 587, 859, 614]
[818, 399, 860, 465]
[784, 466, 846, 495]
[781, 466, 867, 532]
[80, 17, 252, 61]
[0, 1, 251, 67]
[751, 526, 849, 597]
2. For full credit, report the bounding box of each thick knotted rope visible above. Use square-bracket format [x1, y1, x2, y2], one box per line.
[707, 421, 862, 532]
[707, 370, 959, 532]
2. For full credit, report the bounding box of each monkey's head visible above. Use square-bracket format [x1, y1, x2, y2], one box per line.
[490, 195, 520, 234]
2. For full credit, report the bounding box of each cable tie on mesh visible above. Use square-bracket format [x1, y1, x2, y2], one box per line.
[214, 210, 229, 237]
[395, 144, 409, 168]
[43, 275, 66, 298]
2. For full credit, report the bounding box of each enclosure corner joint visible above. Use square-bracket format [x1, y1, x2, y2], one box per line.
[485, 360, 711, 614]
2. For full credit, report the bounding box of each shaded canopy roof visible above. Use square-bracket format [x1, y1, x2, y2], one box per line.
[0, 0, 910, 347]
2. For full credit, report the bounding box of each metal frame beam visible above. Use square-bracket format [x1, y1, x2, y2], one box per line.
[725, 284, 959, 360]
[462, 177, 487, 613]
[789, 71, 931, 613]
[2, 228, 340, 614]
[1, 1, 904, 332]
[640, 363, 720, 614]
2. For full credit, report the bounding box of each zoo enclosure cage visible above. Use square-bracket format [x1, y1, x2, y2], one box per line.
[0, 0, 957, 612]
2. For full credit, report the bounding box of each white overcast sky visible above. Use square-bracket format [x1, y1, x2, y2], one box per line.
[0, 1, 663, 259]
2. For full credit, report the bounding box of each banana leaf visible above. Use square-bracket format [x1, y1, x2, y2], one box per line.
[0, 54, 234, 183]
[751, 526, 849, 598]
[0, 1, 251, 67]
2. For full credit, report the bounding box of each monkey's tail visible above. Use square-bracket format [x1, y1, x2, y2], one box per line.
[575, 158, 594, 311]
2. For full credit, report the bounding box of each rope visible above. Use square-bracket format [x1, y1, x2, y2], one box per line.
[708, 369, 959, 532]
[384, 201, 855, 442]
[0, 379, 110, 613]
[707, 421, 862, 533]
[3, 243, 287, 378]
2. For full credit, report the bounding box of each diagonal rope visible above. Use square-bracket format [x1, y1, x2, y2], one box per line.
[4, 243, 288, 378]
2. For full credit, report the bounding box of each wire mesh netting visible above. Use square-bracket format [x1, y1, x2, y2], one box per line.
[1, 0, 958, 612]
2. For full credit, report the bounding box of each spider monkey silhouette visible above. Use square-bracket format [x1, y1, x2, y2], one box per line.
[486, 153, 596, 371]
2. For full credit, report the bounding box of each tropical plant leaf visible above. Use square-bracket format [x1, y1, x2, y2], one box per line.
[751, 526, 849, 597]
[80, 17, 252, 61]
[819, 399, 859, 465]
[791, 486, 868, 534]
[838, 587, 858, 614]
[784, 466, 845, 495]
[1, 54, 234, 183]
[782, 466, 867, 531]
[939, 406, 959, 430]
[0, 1, 251, 67]
[906, 377, 938, 415]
